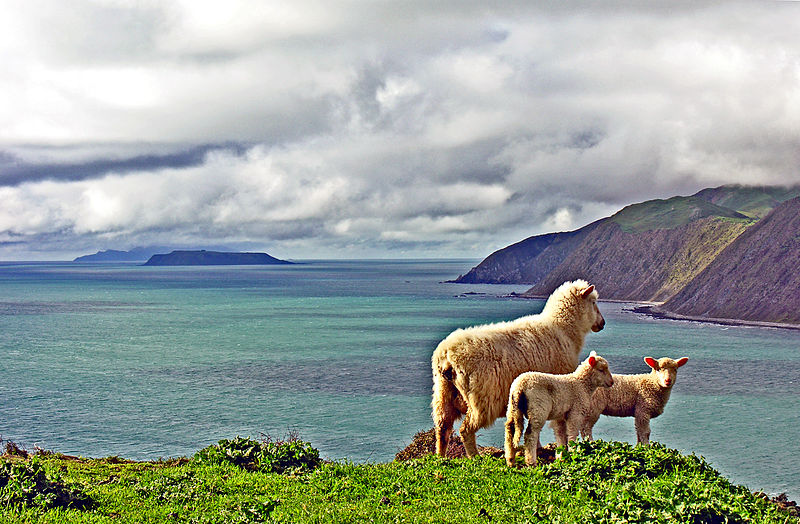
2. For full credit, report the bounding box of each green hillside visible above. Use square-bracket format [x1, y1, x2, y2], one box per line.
[608, 195, 750, 233]
[693, 184, 800, 218]
[2, 439, 796, 523]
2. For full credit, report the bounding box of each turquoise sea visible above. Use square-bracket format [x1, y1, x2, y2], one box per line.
[1, 259, 798, 500]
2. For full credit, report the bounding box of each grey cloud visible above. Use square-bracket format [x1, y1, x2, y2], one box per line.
[2, 2, 800, 260]
[0, 144, 249, 187]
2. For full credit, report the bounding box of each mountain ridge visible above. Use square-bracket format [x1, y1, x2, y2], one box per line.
[455, 184, 800, 325]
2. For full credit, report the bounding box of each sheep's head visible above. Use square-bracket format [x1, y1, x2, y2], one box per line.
[586, 351, 614, 388]
[644, 356, 689, 388]
[580, 284, 605, 332]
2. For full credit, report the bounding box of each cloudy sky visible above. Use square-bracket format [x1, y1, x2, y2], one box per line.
[2, 1, 800, 260]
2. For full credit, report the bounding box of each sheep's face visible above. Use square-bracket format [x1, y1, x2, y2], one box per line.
[579, 284, 605, 332]
[644, 356, 689, 388]
[587, 352, 614, 388]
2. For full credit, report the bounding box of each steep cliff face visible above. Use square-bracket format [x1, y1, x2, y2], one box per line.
[453, 184, 800, 324]
[522, 215, 752, 301]
[660, 198, 800, 324]
[451, 228, 595, 284]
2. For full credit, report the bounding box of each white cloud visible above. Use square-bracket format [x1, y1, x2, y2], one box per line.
[2, 1, 800, 259]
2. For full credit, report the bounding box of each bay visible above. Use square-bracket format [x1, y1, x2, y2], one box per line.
[0, 259, 797, 501]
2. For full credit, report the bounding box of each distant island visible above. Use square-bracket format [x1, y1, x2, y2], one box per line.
[143, 250, 293, 266]
[74, 247, 172, 262]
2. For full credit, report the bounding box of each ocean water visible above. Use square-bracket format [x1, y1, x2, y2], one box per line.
[1, 259, 798, 501]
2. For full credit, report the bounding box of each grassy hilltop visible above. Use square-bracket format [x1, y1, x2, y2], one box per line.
[2, 436, 797, 523]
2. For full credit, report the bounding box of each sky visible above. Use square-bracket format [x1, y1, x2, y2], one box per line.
[2, 1, 800, 261]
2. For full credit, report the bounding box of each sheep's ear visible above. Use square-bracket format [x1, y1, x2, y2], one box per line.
[644, 357, 659, 370]
[588, 355, 597, 367]
[676, 357, 689, 368]
[580, 285, 595, 299]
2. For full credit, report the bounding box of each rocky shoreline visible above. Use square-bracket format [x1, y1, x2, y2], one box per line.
[631, 304, 800, 331]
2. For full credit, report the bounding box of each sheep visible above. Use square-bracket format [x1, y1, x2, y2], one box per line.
[431, 279, 605, 458]
[504, 351, 614, 467]
[580, 356, 689, 445]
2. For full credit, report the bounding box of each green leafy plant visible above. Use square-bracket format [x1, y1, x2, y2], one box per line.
[0, 456, 92, 510]
[193, 434, 321, 474]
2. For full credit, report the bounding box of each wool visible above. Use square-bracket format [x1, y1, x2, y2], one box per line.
[581, 356, 689, 445]
[504, 351, 614, 466]
[431, 280, 605, 457]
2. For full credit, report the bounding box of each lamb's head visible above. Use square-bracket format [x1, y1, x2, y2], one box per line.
[579, 283, 605, 332]
[644, 356, 689, 388]
[585, 351, 614, 388]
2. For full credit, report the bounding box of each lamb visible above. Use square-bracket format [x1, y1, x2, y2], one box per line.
[504, 351, 614, 467]
[431, 280, 605, 458]
[580, 356, 689, 445]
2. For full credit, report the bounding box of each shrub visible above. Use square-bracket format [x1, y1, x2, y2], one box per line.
[194, 435, 321, 474]
[0, 456, 92, 510]
[538, 440, 787, 523]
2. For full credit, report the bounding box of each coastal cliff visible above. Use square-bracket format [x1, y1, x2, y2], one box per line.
[660, 197, 800, 324]
[454, 184, 800, 325]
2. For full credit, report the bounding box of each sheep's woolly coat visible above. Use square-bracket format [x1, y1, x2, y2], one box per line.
[431, 279, 605, 457]
[581, 356, 688, 444]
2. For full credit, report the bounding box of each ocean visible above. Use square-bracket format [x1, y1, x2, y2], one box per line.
[1, 259, 798, 501]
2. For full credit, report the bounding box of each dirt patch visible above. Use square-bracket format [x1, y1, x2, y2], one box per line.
[394, 428, 557, 464]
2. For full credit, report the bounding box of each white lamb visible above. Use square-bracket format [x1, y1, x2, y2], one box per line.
[504, 351, 614, 467]
[431, 280, 605, 458]
[580, 356, 689, 445]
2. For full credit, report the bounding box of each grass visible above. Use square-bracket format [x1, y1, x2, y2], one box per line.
[1, 438, 797, 523]
[609, 195, 751, 233]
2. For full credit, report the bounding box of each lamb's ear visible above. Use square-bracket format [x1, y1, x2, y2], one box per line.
[644, 357, 659, 370]
[676, 357, 689, 368]
[588, 354, 597, 367]
[580, 285, 595, 299]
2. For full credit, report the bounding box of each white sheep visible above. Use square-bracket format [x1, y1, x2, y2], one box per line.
[504, 351, 614, 467]
[580, 356, 689, 445]
[431, 280, 605, 458]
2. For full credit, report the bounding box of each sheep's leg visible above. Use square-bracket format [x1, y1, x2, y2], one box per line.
[432, 375, 462, 457]
[634, 412, 651, 445]
[459, 412, 480, 458]
[435, 426, 452, 457]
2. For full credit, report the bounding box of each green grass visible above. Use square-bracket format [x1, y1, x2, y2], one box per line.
[2, 439, 797, 523]
[609, 196, 750, 233]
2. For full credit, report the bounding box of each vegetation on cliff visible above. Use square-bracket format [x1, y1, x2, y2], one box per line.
[2, 437, 797, 523]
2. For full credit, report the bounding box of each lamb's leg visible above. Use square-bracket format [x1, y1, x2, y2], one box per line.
[504, 418, 518, 467]
[565, 417, 580, 445]
[581, 411, 600, 441]
[552, 419, 568, 447]
[634, 412, 651, 445]
[523, 422, 541, 466]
